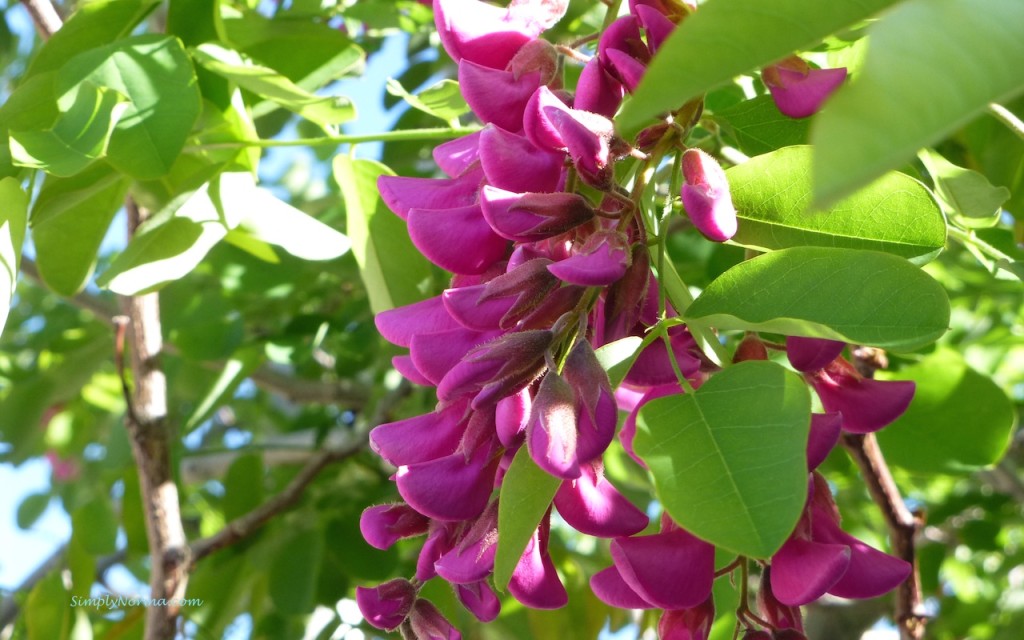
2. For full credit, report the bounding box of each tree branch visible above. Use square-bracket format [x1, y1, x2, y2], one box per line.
[189, 381, 409, 566]
[21, 0, 62, 38]
[841, 348, 928, 640]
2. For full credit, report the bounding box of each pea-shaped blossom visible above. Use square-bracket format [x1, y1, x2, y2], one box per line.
[763, 56, 847, 119]
[681, 148, 737, 242]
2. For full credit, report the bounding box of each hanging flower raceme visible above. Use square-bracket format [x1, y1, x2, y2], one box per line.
[357, 1, 916, 638]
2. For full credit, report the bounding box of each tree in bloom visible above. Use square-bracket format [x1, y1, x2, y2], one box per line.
[356, 1, 928, 638]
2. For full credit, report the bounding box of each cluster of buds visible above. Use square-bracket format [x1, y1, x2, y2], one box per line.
[357, 2, 899, 639]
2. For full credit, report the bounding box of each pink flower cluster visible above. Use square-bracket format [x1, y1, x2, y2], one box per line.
[357, 2, 901, 639]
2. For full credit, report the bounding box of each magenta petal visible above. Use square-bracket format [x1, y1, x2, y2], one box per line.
[658, 599, 716, 640]
[434, 131, 482, 177]
[554, 463, 649, 537]
[807, 412, 842, 470]
[549, 108, 613, 189]
[392, 355, 433, 386]
[407, 204, 508, 275]
[408, 598, 462, 640]
[396, 443, 499, 521]
[479, 126, 563, 193]
[611, 529, 715, 610]
[815, 517, 912, 600]
[360, 504, 430, 550]
[443, 284, 515, 331]
[767, 66, 848, 119]
[547, 232, 629, 286]
[574, 57, 623, 118]
[459, 61, 540, 131]
[603, 48, 647, 92]
[786, 336, 845, 372]
[681, 149, 737, 242]
[377, 167, 482, 220]
[527, 373, 581, 479]
[435, 536, 497, 584]
[496, 389, 532, 447]
[574, 387, 618, 463]
[370, 403, 467, 466]
[634, 4, 675, 53]
[434, 0, 538, 69]
[598, 16, 646, 76]
[590, 565, 655, 609]
[410, 327, 495, 385]
[508, 526, 568, 609]
[624, 332, 701, 386]
[812, 370, 916, 434]
[356, 579, 416, 630]
[456, 581, 501, 622]
[620, 383, 678, 466]
[375, 295, 459, 348]
[480, 186, 593, 243]
[523, 85, 572, 150]
[417, 524, 457, 582]
[770, 535, 851, 606]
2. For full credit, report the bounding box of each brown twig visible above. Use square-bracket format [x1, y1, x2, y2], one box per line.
[189, 381, 409, 566]
[21, 0, 62, 38]
[841, 349, 928, 640]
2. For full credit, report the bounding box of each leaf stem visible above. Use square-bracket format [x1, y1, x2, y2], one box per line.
[988, 103, 1024, 143]
[948, 224, 1016, 264]
[186, 126, 481, 151]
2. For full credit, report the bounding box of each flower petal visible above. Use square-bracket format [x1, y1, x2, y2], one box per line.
[370, 402, 468, 466]
[590, 565, 655, 609]
[377, 166, 483, 220]
[547, 231, 629, 286]
[396, 442, 500, 521]
[766, 66, 847, 119]
[786, 336, 844, 372]
[434, 0, 539, 69]
[479, 126, 564, 193]
[508, 522, 568, 609]
[456, 581, 501, 622]
[459, 61, 540, 131]
[375, 295, 459, 348]
[554, 462, 649, 537]
[407, 204, 509, 275]
[611, 528, 715, 610]
[807, 412, 842, 470]
[770, 535, 851, 606]
[574, 57, 623, 118]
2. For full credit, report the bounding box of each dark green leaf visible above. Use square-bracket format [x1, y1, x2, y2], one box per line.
[918, 149, 1010, 229]
[26, 574, 71, 640]
[192, 43, 355, 129]
[714, 96, 810, 156]
[635, 360, 811, 558]
[334, 157, 433, 314]
[812, 0, 1024, 205]
[269, 527, 324, 615]
[16, 492, 51, 530]
[729, 146, 946, 263]
[224, 454, 265, 521]
[685, 247, 950, 351]
[617, 0, 900, 137]
[0, 177, 28, 338]
[594, 336, 644, 388]
[71, 496, 118, 555]
[185, 349, 263, 431]
[31, 164, 131, 295]
[494, 447, 561, 590]
[56, 35, 201, 180]
[877, 349, 1016, 473]
[10, 82, 127, 176]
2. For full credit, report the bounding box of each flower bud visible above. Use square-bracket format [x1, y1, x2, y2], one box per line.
[407, 598, 462, 639]
[356, 578, 417, 630]
[681, 149, 737, 242]
[763, 56, 847, 119]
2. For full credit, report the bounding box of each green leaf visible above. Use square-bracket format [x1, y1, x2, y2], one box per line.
[26, 574, 71, 640]
[494, 447, 561, 591]
[16, 492, 51, 530]
[713, 96, 810, 156]
[594, 336, 644, 388]
[728, 146, 946, 263]
[0, 177, 28, 339]
[10, 83, 128, 177]
[98, 171, 254, 294]
[918, 149, 1010, 229]
[185, 348, 262, 431]
[812, 0, 1024, 205]
[635, 360, 811, 558]
[269, 527, 324, 615]
[31, 164, 131, 295]
[617, 0, 900, 137]
[234, 192, 351, 261]
[877, 349, 1016, 473]
[192, 43, 355, 129]
[56, 35, 202, 180]
[386, 78, 470, 122]
[26, 0, 161, 78]
[685, 247, 950, 351]
[71, 496, 118, 555]
[224, 453, 265, 521]
[334, 157, 432, 314]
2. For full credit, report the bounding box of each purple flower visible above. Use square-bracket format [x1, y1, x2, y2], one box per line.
[554, 461, 649, 537]
[434, 502, 499, 583]
[355, 578, 417, 631]
[370, 401, 469, 467]
[591, 519, 715, 610]
[437, 329, 553, 404]
[406, 204, 509, 275]
[360, 504, 431, 550]
[480, 186, 595, 243]
[459, 60, 542, 131]
[770, 474, 911, 605]
[395, 438, 500, 521]
[763, 57, 847, 119]
[407, 598, 462, 640]
[433, 0, 545, 70]
[658, 596, 715, 640]
[478, 126, 565, 193]
[455, 581, 501, 622]
[785, 336, 845, 372]
[807, 357, 915, 434]
[757, 567, 804, 632]
[807, 412, 842, 470]
[547, 230, 631, 286]
[574, 57, 624, 118]
[681, 148, 737, 242]
[508, 515, 568, 608]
